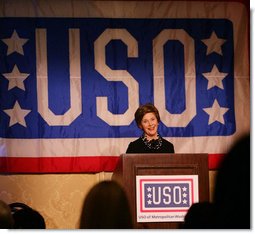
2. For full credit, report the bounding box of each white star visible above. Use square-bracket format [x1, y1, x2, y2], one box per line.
[147, 193, 152, 198]
[147, 187, 152, 192]
[182, 199, 187, 204]
[147, 200, 152, 205]
[202, 31, 226, 56]
[3, 101, 31, 127]
[182, 187, 187, 192]
[1, 30, 28, 55]
[203, 99, 229, 125]
[202, 65, 228, 90]
[183, 193, 187, 198]
[2, 65, 29, 91]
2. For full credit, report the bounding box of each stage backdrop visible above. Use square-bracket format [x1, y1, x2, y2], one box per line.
[0, 0, 250, 173]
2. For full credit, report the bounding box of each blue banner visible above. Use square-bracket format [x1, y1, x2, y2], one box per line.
[0, 17, 235, 139]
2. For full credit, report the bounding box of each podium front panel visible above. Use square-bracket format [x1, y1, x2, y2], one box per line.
[112, 153, 209, 229]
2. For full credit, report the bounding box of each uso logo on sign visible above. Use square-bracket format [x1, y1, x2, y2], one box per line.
[136, 175, 199, 222]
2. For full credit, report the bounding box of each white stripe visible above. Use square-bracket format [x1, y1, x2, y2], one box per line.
[0, 1, 248, 19]
[0, 134, 249, 158]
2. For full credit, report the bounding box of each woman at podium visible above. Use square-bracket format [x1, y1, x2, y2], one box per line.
[126, 103, 174, 154]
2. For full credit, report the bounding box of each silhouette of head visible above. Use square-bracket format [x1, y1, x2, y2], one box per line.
[214, 134, 250, 228]
[80, 180, 133, 229]
[183, 202, 217, 229]
[9, 202, 46, 229]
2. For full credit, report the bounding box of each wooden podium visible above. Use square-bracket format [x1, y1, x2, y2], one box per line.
[112, 153, 209, 229]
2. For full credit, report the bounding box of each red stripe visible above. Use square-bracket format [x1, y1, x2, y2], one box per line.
[0, 154, 225, 173]
[208, 153, 225, 170]
[0, 156, 120, 173]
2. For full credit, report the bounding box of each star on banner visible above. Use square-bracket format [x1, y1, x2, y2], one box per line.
[202, 65, 228, 90]
[2, 65, 29, 91]
[203, 99, 229, 125]
[182, 199, 188, 204]
[202, 31, 226, 56]
[1, 30, 28, 55]
[182, 187, 187, 192]
[3, 101, 31, 127]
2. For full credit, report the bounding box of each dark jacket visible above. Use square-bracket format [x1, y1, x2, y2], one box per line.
[126, 137, 174, 154]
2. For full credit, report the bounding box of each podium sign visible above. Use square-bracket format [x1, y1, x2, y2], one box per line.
[112, 153, 209, 228]
[136, 175, 199, 223]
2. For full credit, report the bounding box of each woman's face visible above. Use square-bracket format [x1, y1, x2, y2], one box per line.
[139, 112, 159, 140]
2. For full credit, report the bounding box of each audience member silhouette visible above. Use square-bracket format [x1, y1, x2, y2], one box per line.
[213, 134, 250, 228]
[181, 201, 217, 229]
[79, 180, 133, 229]
[0, 200, 14, 229]
[182, 134, 250, 229]
[9, 202, 46, 229]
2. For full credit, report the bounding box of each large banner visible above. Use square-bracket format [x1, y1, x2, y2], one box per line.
[0, 0, 250, 173]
